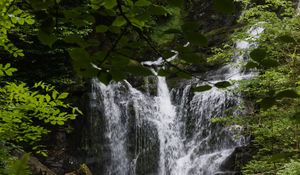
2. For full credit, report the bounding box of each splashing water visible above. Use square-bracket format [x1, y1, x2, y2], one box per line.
[84, 26, 264, 175]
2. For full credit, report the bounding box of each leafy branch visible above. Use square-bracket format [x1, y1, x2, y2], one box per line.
[99, 26, 129, 67]
[116, 0, 212, 83]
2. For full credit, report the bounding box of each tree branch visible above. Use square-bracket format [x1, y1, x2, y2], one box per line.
[116, 0, 212, 83]
[99, 26, 129, 66]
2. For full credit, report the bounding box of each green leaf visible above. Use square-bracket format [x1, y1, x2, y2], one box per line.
[91, 51, 106, 62]
[98, 72, 112, 85]
[58, 92, 69, 99]
[184, 32, 208, 46]
[158, 69, 172, 77]
[164, 28, 182, 34]
[70, 115, 76, 120]
[57, 121, 64, 125]
[112, 16, 127, 27]
[213, 0, 234, 14]
[135, 0, 151, 6]
[193, 85, 212, 92]
[181, 22, 199, 32]
[250, 48, 267, 62]
[109, 26, 121, 33]
[64, 35, 85, 45]
[110, 68, 126, 81]
[180, 53, 204, 64]
[176, 71, 192, 79]
[18, 18, 25, 25]
[245, 61, 259, 69]
[11, 17, 17, 24]
[26, 18, 35, 25]
[74, 107, 83, 115]
[96, 25, 109, 33]
[5, 68, 17, 76]
[38, 31, 57, 47]
[275, 89, 299, 99]
[13, 9, 22, 15]
[214, 81, 231, 88]
[124, 0, 134, 6]
[4, 63, 11, 69]
[111, 55, 130, 66]
[69, 48, 89, 61]
[130, 18, 145, 28]
[167, 0, 184, 7]
[127, 65, 153, 76]
[45, 94, 51, 102]
[148, 5, 169, 16]
[103, 0, 117, 9]
[7, 153, 31, 175]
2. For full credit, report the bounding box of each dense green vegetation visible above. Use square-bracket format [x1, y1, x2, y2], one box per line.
[1, 0, 300, 174]
[226, 0, 300, 174]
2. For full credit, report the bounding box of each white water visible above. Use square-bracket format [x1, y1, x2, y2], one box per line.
[90, 74, 240, 175]
[86, 23, 265, 175]
[155, 76, 184, 175]
[90, 81, 130, 175]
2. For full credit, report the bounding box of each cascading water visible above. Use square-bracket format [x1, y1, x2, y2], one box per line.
[155, 76, 185, 175]
[84, 26, 264, 175]
[89, 81, 130, 175]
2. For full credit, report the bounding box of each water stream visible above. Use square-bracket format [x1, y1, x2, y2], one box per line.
[78, 1, 300, 173]
[84, 26, 264, 175]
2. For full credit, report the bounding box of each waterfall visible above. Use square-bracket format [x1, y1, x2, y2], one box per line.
[155, 76, 184, 175]
[88, 75, 240, 174]
[90, 81, 130, 175]
[84, 25, 264, 175]
[79, 1, 300, 174]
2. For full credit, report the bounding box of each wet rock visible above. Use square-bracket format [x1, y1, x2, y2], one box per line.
[28, 156, 57, 175]
[65, 164, 93, 175]
[219, 146, 253, 173]
[215, 171, 240, 175]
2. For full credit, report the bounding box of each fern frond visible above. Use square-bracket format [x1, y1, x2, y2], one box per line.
[7, 153, 31, 175]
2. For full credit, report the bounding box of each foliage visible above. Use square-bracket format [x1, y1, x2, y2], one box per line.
[231, 0, 300, 174]
[13, 0, 236, 88]
[0, 0, 34, 57]
[0, 143, 32, 175]
[0, 80, 81, 148]
[277, 160, 300, 175]
[6, 153, 31, 175]
[0, 0, 255, 173]
[0, 1, 83, 174]
[0, 144, 12, 175]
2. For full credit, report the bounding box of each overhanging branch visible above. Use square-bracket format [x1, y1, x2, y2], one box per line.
[116, 0, 212, 83]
